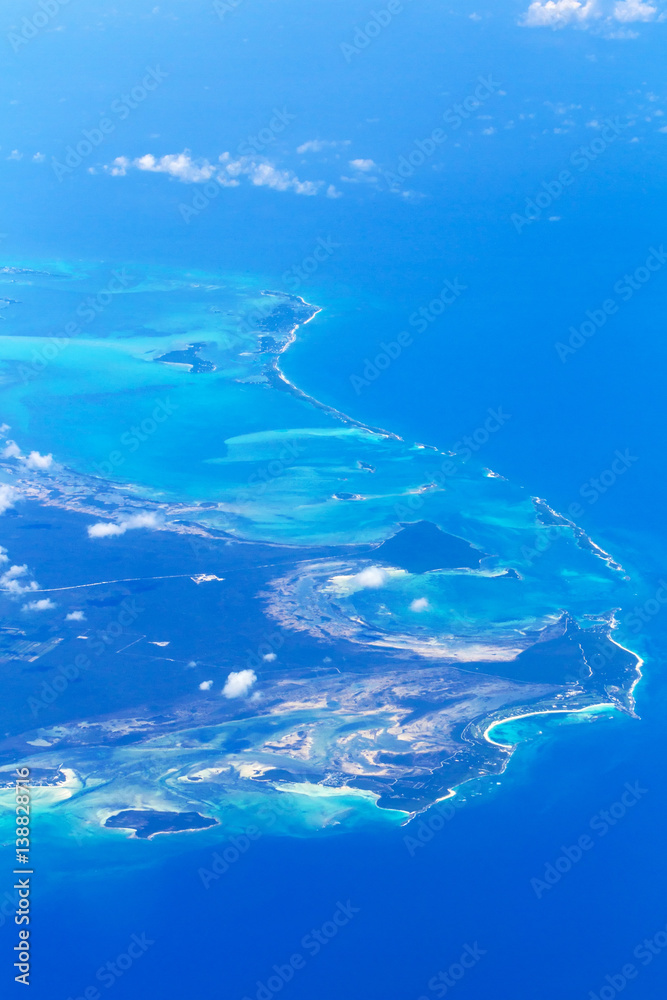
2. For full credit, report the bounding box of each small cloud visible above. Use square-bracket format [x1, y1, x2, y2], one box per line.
[613, 0, 657, 19]
[0, 564, 38, 595]
[199, 680, 213, 691]
[134, 151, 217, 183]
[520, 0, 659, 28]
[326, 184, 343, 199]
[1, 442, 55, 471]
[2, 441, 22, 459]
[33, 153, 45, 163]
[470, 11, 482, 18]
[297, 139, 351, 153]
[107, 156, 130, 177]
[7, 150, 22, 161]
[222, 669, 257, 699]
[0, 546, 8, 564]
[349, 158, 376, 172]
[22, 451, 53, 471]
[0, 484, 16, 513]
[352, 566, 389, 589]
[410, 597, 430, 612]
[520, 0, 600, 28]
[87, 512, 160, 539]
[66, 610, 86, 621]
[22, 598, 56, 612]
[262, 652, 277, 662]
[106, 150, 326, 197]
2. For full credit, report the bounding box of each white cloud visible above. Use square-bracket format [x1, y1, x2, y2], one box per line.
[520, 0, 659, 26]
[352, 566, 389, 589]
[262, 652, 277, 662]
[7, 150, 22, 161]
[105, 150, 326, 197]
[0, 546, 7, 564]
[33, 152, 45, 163]
[613, 0, 657, 20]
[410, 597, 430, 612]
[199, 680, 213, 691]
[328, 564, 406, 597]
[22, 598, 56, 612]
[2, 441, 55, 471]
[87, 512, 160, 539]
[66, 610, 86, 621]
[219, 154, 322, 195]
[2, 441, 22, 459]
[134, 152, 217, 183]
[0, 564, 38, 595]
[349, 158, 376, 172]
[297, 139, 351, 153]
[222, 669, 257, 699]
[0, 484, 16, 513]
[520, 0, 600, 27]
[22, 451, 53, 471]
[326, 184, 343, 199]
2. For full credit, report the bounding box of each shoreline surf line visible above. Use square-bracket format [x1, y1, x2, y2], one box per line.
[483, 703, 618, 748]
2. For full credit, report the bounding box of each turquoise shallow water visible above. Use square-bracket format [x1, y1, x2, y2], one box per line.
[1, 1, 666, 995]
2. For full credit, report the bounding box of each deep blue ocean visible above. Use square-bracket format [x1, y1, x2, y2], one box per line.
[1, 1, 666, 997]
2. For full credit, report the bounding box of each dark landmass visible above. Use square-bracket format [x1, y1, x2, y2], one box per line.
[104, 809, 218, 839]
[256, 291, 319, 335]
[373, 521, 485, 573]
[155, 342, 216, 373]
